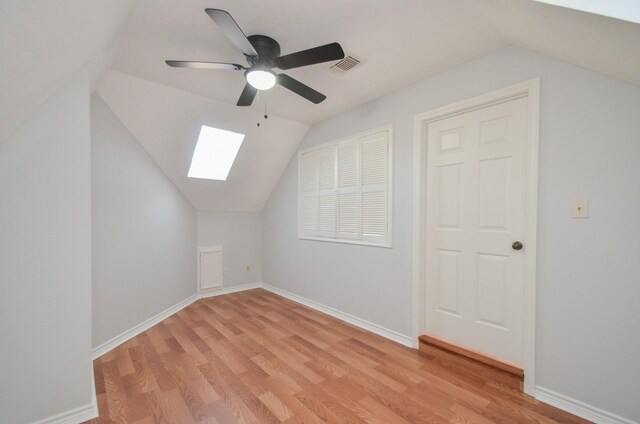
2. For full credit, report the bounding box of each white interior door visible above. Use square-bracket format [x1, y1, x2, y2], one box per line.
[425, 96, 529, 365]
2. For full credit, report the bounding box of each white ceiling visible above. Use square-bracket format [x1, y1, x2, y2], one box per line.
[110, 0, 640, 126]
[0, 0, 132, 143]
[478, 0, 640, 86]
[97, 71, 308, 211]
[111, 0, 508, 125]
[3, 0, 640, 212]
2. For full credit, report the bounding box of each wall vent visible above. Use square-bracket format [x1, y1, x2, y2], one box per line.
[330, 55, 361, 73]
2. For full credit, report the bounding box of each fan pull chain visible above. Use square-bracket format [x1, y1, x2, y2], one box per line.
[257, 92, 269, 126]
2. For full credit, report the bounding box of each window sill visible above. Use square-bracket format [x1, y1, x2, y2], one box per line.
[298, 235, 392, 249]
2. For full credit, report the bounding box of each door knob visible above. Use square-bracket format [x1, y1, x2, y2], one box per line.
[512, 241, 523, 250]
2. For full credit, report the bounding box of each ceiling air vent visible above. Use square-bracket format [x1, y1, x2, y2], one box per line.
[330, 55, 361, 73]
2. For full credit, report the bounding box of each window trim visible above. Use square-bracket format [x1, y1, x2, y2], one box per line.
[297, 124, 393, 248]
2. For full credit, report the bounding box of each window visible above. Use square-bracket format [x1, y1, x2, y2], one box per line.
[298, 125, 392, 247]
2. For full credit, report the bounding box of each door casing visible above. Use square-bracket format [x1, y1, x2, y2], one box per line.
[411, 79, 540, 395]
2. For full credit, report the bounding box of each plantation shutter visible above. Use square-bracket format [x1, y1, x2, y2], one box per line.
[298, 127, 391, 246]
[360, 132, 389, 243]
[317, 147, 337, 237]
[337, 139, 359, 239]
[299, 153, 319, 237]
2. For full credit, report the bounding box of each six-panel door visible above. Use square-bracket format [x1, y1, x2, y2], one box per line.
[425, 96, 529, 365]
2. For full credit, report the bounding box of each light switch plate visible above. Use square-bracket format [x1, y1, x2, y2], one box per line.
[571, 199, 589, 218]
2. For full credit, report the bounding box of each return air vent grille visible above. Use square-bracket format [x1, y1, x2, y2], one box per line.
[330, 55, 361, 73]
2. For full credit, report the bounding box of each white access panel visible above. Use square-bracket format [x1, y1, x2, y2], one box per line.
[198, 246, 223, 291]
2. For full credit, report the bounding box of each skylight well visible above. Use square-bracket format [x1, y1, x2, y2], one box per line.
[188, 126, 245, 181]
[532, 0, 640, 24]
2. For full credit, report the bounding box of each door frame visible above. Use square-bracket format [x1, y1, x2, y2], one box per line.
[411, 79, 540, 395]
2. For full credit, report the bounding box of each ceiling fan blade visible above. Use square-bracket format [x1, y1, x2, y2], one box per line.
[237, 83, 258, 106]
[205, 9, 258, 56]
[275, 42, 345, 70]
[277, 74, 326, 104]
[165, 60, 245, 70]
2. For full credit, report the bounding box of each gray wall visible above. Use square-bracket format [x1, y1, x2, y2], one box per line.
[91, 94, 197, 348]
[197, 211, 262, 287]
[0, 71, 93, 423]
[261, 46, 640, 422]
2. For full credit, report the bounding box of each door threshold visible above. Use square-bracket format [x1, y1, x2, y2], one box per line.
[419, 334, 524, 378]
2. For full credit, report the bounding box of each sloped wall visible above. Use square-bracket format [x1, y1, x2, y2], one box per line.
[0, 70, 93, 424]
[91, 94, 197, 348]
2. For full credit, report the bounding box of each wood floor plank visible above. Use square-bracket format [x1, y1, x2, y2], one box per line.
[259, 390, 295, 422]
[356, 395, 412, 424]
[85, 289, 589, 424]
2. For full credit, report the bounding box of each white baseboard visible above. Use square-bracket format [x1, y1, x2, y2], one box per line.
[199, 282, 262, 298]
[30, 353, 99, 424]
[91, 282, 413, 361]
[30, 399, 98, 424]
[262, 283, 414, 348]
[535, 386, 636, 424]
[92, 284, 263, 360]
[92, 294, 199, 360]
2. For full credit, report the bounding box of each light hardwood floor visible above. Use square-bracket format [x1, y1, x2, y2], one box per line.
[85, 289, 588, 423]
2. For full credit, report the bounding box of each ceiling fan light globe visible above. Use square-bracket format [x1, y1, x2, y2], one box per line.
[246, 69, 276, 90]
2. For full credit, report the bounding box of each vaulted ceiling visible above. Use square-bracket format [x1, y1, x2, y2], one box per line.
[96, 71, 308, 211]
[2, 0, 640, 211]
[112, 0, 507, 125]
[0, 0, 132, 142]
[478, 0, 640, 85]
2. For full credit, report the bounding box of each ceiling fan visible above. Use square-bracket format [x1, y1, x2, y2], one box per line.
[166, 9, 345, 106]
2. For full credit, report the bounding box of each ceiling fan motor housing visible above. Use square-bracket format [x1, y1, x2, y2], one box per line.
[247, 35, 281, 68]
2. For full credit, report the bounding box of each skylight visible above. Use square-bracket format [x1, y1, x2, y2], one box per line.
[532, 0, 640, 24]
[188, 125, 245, 181]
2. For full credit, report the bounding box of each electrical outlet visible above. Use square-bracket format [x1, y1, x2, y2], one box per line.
[245, 265, 251, 273]
[223, 266, 230, 276]
[571, 199, 589, 218]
